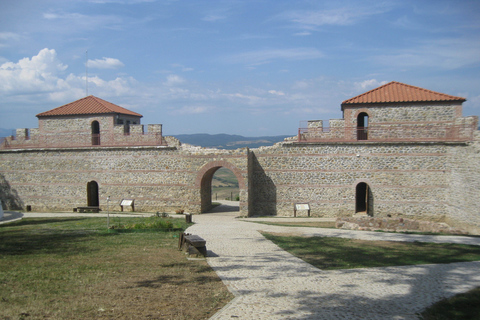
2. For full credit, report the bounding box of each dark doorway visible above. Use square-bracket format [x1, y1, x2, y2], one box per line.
[357, 112, 369, 140]
[355, 182, 372, 215]
[87, 181, 99, 207]
[91, 121, 100, 145]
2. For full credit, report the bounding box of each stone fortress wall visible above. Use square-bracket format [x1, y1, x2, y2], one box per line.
[1, 82, 479, 234]
[1, 132, 479, 233]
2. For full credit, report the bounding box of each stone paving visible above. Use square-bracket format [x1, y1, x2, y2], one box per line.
[186, 204, 480, 320]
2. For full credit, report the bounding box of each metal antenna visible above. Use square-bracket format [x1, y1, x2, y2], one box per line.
[85, 50, 88, 96]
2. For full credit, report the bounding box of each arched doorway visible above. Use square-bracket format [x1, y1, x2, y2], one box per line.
[87, 181, 99, 207]
[211, 167, 239, 202]
[355, 182, 373, 216]
[91, 121, 100, 145]
[357, 112, 369, 140]
[196, 161, 246, 214]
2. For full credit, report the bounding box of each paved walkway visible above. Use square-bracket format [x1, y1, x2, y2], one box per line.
[186, 203, 480, 320]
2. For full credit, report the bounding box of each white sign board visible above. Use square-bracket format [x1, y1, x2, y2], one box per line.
[120, 199, 134, 206]
[295, 203, 310, 211]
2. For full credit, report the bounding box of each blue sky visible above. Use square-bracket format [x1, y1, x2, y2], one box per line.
[1, 0, 480, 136]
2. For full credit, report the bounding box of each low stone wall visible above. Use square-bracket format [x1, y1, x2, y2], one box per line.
[336, 217, 468, 235]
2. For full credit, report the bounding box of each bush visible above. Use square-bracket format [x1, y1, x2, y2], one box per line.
[113, 217, 183, 231]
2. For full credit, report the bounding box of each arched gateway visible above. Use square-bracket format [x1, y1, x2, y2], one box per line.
[195, 160, 247, 214]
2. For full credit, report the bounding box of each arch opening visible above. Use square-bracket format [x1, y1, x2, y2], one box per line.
[211, 167, 240, 202]
[91, 121, 100, 145]
[355, 182, 373, 216]
[87, 181, 99, 207]
[197, 161, 245, 214]
[357, 112, 369, 140]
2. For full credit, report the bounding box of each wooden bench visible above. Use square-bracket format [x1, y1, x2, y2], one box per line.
[75, 206, 102, 213]
[178, 233, 207, 257]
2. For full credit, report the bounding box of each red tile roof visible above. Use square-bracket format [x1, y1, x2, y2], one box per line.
[342, 81, 466, 107]
[36, 96, 143, 118]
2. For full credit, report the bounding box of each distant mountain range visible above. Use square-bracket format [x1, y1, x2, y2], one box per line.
[172, 133, 292, 149]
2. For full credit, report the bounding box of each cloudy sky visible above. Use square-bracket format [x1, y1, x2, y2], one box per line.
[1, 0, 480, 136]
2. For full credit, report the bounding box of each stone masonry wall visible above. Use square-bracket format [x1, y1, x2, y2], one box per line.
[249, 142, 452, 221]
[0, 145, 249, 216]
[343, 103, 462, 125]
[0, 134, 479, 234]
[446, 131, 480, 234]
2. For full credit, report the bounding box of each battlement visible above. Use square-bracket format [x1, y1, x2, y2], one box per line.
[297, 82, 477, 143]
[298, 117, 478, 143]
[0, 123, 166, 149]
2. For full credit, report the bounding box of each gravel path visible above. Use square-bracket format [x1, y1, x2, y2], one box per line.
[186, 204, 480, 320]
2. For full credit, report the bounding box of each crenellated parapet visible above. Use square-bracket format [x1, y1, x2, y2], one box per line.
[1, 96, 168, 149]
[1, 124, 166, 149]
[298, 82, 477, 143]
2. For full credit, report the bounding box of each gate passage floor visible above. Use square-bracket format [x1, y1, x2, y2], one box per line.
[186, 203, 480, 320]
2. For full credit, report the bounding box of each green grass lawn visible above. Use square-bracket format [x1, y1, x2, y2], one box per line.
[0, 217, 233, 320]
[249, 220, 337, 228]
[262, 232, 480, 319]
[261, 233, 480, 270]
[421, 287, 480, 320]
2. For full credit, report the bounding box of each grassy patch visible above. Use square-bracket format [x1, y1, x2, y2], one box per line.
[0, 218, 233, 319]
[421, 287, 480, 320]
[261, 233, 480, 270]
[249, 221, 336, 228]
[109, 216, 187, 231]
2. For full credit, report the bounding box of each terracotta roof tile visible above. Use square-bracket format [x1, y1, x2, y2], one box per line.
[342, 81, 466, 106]
[36, 96, 143, 118]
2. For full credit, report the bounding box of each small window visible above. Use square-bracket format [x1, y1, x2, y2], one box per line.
[91, 121, 100, 145]
[357, 112, 369, 140]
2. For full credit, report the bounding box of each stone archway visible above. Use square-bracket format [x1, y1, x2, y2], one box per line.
[195, 160, 247, 214]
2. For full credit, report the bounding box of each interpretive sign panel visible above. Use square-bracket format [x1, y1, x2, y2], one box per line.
[120, 199, 135, 212]
[294, 203, 311, 217]
[120, 199, 133, 206]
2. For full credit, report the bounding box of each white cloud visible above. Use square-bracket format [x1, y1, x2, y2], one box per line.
[0, 32, 22, 47]
[0, 48, 67, 94]
[87, 57, 125, 69]
[224, 92, 263, 104]
[373, 38, 480, 70]
[225, 48, 324, 66]
[42, 11, 123, 32]
[164, 74, 186, 86]
[0, 48, 136, 105]
[171, 63, 194, 72]
[278, 3, 392, 30]
[170, 105, 212, 115]
[354, 79, 388, 91]
[268, 90, 285, 96]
